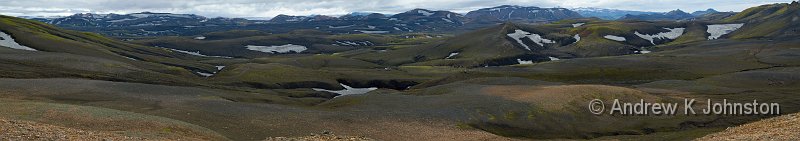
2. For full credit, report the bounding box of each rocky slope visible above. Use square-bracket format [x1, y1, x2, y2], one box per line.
[697, 113, 800, 140]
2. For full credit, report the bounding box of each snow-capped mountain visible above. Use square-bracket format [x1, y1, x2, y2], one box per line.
[38, 12, 251, 36]
[465, 5, 582, 22]
[691, 8, 720, 16]
[269, 15, 339, 23]
[389, 9, 465, 25]
[570, 7, 658, 20]
[45, 12, 248, 27]
[338, 12, 387, 20]
[32, 5, 582, 37]
[618, 9, 694, 21]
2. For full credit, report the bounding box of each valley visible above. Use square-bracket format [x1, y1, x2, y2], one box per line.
[1, 1, 799, 141]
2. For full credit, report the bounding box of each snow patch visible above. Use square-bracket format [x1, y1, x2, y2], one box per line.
[572, 23, 585, 27]
[312, 83, 378, 97]
[506, 29, 555, 51]
[355, 30, 389, 34]
[441, 18, 453, 23]
[336, 40, 373, 46]
[604, 35, 626, 41]
[548, 57, 560, 61]
[197, 72, 214, 77]
[418, 10, 434, 16]
[328, 25, 355, 29]
[707, 23, 744, 40]
[246, 44, 307, 54]
[517, 59, 534, 64]
[634, 28, 685, 45]
[0, 31, 37, 51]
[635, 48, 652, 54]
[196, 65, 226, 77]
[121, 56, 138, 61]
[573, 34, 581, 44]
[107, 18, 138, 22]
[194, 36, 206, 40]
[163, 47, 232, 58]
[445, 52, 459, 59]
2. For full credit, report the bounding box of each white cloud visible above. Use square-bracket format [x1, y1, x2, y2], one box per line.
[0, 0, 795, 18]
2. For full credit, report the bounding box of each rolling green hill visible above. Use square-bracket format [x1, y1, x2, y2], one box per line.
[725, 1, 800, 39]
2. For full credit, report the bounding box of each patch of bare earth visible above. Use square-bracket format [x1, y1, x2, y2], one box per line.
[481, 84, 661, 111]
[0, 118, 141, 140]
[264, 133, 374, 141]
[350, 119, 518, 141]
[696, 113, 800, 140]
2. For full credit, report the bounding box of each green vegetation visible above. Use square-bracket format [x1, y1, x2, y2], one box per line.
[1, 3, 800, 140]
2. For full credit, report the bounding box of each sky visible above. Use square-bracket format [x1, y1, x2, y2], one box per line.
[0, 0, 796, 19]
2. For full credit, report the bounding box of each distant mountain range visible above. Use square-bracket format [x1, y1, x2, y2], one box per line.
[691, 8, 720, 16]
[465, 5, 582, 22]
[23, 5, 586, 37]
[618, 8, 732, 21]
[618, 9, 695, 21]
[22, 6, 727, 37]
[570, 7, 658, 20]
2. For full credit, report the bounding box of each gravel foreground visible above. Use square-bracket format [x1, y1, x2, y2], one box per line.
[1, 117, 376, 141]
[0, 118, 142, 140]
[6, 111, 799, 141]
[264, 133, 375, 141]
[696, 113, 800, 140]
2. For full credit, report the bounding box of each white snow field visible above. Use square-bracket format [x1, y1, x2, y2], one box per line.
[517, 59, 534, 64]
[196, 71, 214, 77]
[312, 83, 378, 97]
[445, 52, 459, 59]
[634, 28, 685, 45]
[418, 10, 434, 16]
[507, 29, 555, 51]
[707, 23, 744, 40]
[604, 35, 627, 41]
[246, 44, 307, 53]
[0, 31, 37, 51]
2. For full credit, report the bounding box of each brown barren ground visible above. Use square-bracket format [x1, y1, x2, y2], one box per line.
[0, 118, 141, 140]
[696, 112, 800, 140]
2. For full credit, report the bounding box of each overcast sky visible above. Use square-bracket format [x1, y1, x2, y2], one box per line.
[0, 0, 795, 18]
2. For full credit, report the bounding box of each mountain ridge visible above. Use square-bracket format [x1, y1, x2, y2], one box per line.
[29, 5, 584, 37]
